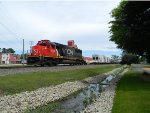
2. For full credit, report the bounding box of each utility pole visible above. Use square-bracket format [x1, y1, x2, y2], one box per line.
[23, 39, 25, 66]
[29, 41, 33, 54]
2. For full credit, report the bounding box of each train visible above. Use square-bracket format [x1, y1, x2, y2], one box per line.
[27, 40, 86, 66]
[91, 54, 111, 64]
[84, 55, 111, 64]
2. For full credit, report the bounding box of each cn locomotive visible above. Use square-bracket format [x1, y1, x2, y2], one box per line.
[27, 40, 86, 66]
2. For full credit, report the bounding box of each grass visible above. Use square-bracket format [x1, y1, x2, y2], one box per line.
[112, 69, 150, 113]
[0, 64, 119, 96]
[24, 102, 59, 113]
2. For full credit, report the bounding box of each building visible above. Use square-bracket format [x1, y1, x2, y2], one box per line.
[0, 52, 2, 64]
[1, 53, 21, 64]
[15, 54, 21, 64]
[1, 53, 9, 64]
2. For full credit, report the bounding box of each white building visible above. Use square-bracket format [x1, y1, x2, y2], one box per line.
[2, 53, 9, 64]
[1, 53, 20, 64]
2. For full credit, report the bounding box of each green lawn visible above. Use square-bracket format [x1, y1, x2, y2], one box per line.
[0, 64, 119, 96]
[112, 70, 150, 113]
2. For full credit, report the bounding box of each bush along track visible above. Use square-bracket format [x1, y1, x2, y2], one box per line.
[0, 66, 126, 113]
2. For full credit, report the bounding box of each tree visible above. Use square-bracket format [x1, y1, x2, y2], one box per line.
[2, 48, 7, 53]
[109, 1, 150, 63]
[2, 48, 15, 53]
[7, 48, 15, 53]
[111, 55, 120, 63]
[120, 53, 139, 65]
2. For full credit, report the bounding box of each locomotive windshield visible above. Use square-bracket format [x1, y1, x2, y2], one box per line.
[37, 41, 48, 46]
[37, 40, 56, 49]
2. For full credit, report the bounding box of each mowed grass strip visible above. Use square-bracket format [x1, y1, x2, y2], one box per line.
[0, 64, 119, 96]
[112, 70, 150, 113]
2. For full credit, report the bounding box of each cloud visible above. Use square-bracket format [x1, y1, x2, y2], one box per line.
[0, 1, 121, 55]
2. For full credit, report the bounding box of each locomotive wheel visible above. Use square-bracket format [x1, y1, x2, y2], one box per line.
[52, 59, 57, 66]
[70, 64, 74, 66]
[47, 59, 57, 66]
[48, 61, 53, 66]
[41, 64, 44, 67]
[53, 62, 57, 66]
[34, 64, 38, 67]
[48, 63, 52, 66]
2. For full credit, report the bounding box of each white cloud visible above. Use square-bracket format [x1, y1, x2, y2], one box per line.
[0, 1, 121, 55]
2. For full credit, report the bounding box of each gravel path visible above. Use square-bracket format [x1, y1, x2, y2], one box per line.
[0, 65, 102, 76]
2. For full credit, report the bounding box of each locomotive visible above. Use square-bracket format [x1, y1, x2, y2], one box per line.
[27, 40, 86, 66]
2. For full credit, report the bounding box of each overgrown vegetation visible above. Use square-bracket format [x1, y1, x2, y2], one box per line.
[0, 64, 119, 96]
[112, 70, 150, 113]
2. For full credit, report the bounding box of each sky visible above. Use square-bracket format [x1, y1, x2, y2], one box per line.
[0, 0, 121, 57]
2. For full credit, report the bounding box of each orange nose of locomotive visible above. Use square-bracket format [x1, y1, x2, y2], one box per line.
[31, 46, 45, 56]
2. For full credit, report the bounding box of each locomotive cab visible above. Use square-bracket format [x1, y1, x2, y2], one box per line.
[27, 40, 58, 66]
[31, 40, 57, 57]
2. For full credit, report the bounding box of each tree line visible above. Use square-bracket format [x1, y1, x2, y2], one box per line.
[0, 48, 15, 53]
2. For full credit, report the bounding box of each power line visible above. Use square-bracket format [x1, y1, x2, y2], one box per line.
[0, 2, 26, 64]
[0, 22, 22, 39]
[0, 22, 24, 53]
[0, 2, 22, 40]
[0, 21, 25, 64]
